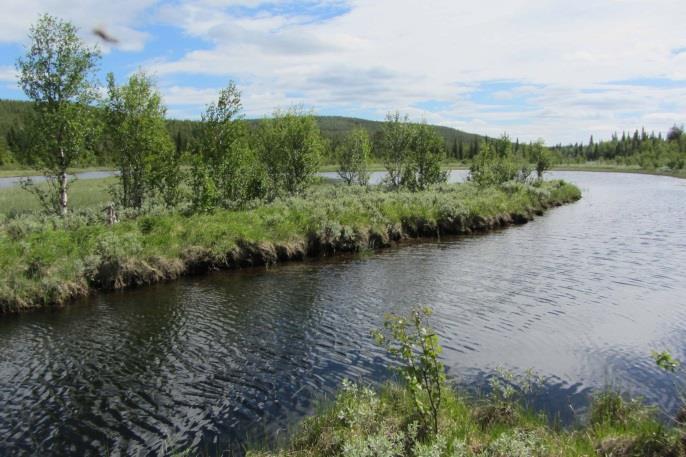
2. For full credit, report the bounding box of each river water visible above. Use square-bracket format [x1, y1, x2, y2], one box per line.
[0, 172, 685, 456]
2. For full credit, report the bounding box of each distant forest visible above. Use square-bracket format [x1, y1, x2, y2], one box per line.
[0, 99, 482, 166]
[551, 126, 686, 169]
[2, 98, 683, 171]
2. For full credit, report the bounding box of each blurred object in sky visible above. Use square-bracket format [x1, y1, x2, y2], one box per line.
[93, 26, 119, 44]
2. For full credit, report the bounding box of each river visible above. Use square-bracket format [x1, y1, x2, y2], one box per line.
[0, 172, 685, 455]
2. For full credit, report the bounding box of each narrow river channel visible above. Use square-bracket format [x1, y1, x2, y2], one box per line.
[1, 172, 685, 456]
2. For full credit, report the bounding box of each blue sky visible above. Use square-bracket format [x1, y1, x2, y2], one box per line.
[1, 0, 684, 144]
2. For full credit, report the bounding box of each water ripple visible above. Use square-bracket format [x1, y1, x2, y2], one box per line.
[0, 172, 685, 455]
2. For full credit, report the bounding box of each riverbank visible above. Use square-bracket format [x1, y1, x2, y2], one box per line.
[0, 180, 580, 314]
[249, 381, 685, 457]
[311, 162, 686, 179]
[551, 163, 686, 179]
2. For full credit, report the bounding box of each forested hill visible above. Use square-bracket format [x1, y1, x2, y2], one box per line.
[0, 99, 482, 165]
[294, 115, 481, 147]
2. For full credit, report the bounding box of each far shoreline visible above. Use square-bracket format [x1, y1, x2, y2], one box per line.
[1, 163, 684, 181]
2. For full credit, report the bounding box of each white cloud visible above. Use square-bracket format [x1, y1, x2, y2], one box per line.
[2, 0, 685, 142]
[140, 0, 686, 142]
[0, 0, 156, 52]
[161, 85, 218, 106]
[0, 66, 17, 83]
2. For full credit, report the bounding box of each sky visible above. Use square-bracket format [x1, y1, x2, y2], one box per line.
[0, 0, 684, 144]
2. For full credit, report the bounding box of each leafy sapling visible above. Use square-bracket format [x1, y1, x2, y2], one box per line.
[652, 350, 686, 424]
[653, 351, 680, 373]
[372, 306, 445, 436]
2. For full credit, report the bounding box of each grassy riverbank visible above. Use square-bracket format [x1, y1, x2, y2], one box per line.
[0, 180, 579, 314]
[249, 382, 685, 457]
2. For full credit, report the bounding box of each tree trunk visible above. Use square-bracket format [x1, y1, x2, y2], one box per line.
[58, 170, 68, 216]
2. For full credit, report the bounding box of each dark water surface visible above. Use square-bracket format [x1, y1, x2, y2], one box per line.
[1, 172, 685, 455]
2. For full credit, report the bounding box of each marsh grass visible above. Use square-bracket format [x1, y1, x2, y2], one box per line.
[0, 180, 580, 313]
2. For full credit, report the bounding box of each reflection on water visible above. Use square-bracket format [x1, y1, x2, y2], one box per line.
[0, 172, 685, 455]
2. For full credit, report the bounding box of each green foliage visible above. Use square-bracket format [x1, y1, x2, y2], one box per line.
[652, 351, 680, 373]
[405, 122, 448, 191]
[528, 140, 551, 179]
[552, 127, 686, 171]
[104, 71, 180, 209]
[191, 83, 265, 210]
[0, 99, 481, 169]
[336, 127, 371, 185]
[15, 14, 101, 215]
[469, 138, 531, 187]
[380, 111, 414, 188]
[256, 107, 323, 197]
[380, 113, 449, 190]
[250, 358, 684, 457]
[589, 391, 650, 428]
[474, 368, 543, 428]
[18, 175, 75, 214]
[373, 307, 445, 435]
[0, 180, 581, 312]
[316, 115, 481, 162]
[0, 176, 115, 216]
[666, 125, 683, 142]
[651, 351, 686, 427]
[480, 431, 547, 457]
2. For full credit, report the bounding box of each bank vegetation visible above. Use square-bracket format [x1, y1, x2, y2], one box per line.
[250, 309, 686, 457]
[0, 15, 581, 314]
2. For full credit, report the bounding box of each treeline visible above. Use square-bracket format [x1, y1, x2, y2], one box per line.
[0, 104, 480, 168]
[9, 15, 489, 216]
[551, 126, 686, 170]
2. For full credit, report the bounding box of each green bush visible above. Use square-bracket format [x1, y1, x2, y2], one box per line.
[373, 307, 445, 436]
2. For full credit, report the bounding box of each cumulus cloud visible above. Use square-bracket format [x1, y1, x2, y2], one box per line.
[0, 66, 17, 83]
[2, 0, 685, 142]
[140, 0, 686, 141]
[0, 0, 155, 51]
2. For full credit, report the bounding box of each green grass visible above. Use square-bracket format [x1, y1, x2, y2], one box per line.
[0, 180, 580, 313]
[0, 177, 117, 215]
[248, 382, 685, 457]
[0, 166, 115, 178]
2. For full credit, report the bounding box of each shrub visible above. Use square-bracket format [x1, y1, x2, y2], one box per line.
[589, 391, 649, 427]
[191, 83, 266, 210]
[482, 431, 547, 457]
[337, 128, 371, 186]
[104, 71, 179, 209]
[255, 107, 323, 197]
[469, 141, 531, 187]
[373, 307, 445, 436]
